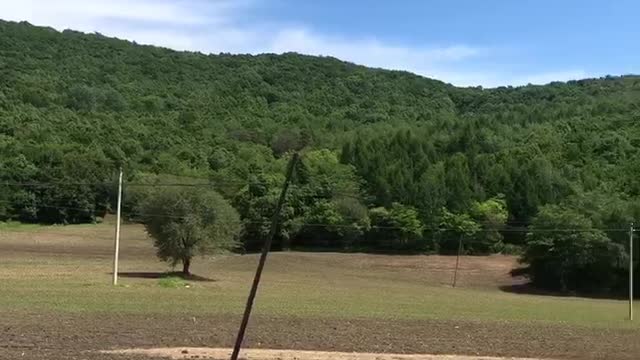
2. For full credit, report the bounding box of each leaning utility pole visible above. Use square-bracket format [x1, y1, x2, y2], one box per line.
[630, 222, 634, 321]
[230, 153, 299, 360]
[112, 168, 123, 286]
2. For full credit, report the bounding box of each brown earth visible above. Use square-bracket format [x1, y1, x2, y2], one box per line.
[2, 311, 639, 360]
[103, 348, 549, 360]
[0, 223, 525, 289]
[1, 224, 638, 360]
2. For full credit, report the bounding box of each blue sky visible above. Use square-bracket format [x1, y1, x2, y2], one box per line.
[1, 0, 638, 87]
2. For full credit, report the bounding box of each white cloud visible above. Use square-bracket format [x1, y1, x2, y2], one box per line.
[0, 0, 213, 29]
[0, 0, 588, 87]
[266, 29, 482, 63]
[426, 69, 588, 88]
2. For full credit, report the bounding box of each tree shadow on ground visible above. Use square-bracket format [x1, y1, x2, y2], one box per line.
[499, 267, 627, 300]
[115, 271, 216, 282]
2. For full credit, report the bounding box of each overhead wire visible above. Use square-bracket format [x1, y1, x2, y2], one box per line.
[1, 181, 638, 232]
[0, 180, 248, 188]
[0, 199, 636, 232]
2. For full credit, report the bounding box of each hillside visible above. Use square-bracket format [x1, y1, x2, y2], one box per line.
[1, 20, 640, 292]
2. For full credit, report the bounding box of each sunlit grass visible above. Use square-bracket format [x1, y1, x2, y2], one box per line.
[1, 223, 638, 330]
[0, 221, 44, 232]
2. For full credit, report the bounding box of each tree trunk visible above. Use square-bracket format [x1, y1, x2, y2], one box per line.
[182, 257, 191, 276]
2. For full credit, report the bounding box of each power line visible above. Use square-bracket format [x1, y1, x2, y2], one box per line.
[0, 200, 636, 232]
[0, 180, 248, 188]
[0, 181, 370, 193]
[125, 179, 251, 187]
[0, 181, 114, 187]
[1, 186, 638, 231]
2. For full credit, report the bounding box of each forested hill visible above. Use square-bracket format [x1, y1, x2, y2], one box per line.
[2, 20, 640, 290]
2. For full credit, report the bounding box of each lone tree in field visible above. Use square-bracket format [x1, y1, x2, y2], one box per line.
[141, 187, 240, 275]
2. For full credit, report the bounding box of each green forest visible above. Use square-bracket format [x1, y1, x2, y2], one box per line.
[1, 20, 639, 293]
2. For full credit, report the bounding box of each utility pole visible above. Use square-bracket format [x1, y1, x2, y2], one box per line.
[112, 168, 123, 286]
[230, 153, 298, 360]
[630, 222, 634, 321]
[452, 234, 463, 288]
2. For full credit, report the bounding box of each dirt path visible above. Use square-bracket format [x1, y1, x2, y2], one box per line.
[103, 348, 550, 360]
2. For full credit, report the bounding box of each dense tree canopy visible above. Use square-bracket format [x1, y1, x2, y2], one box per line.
[1, 21, 639, 292]
[522, 205, 626, 293]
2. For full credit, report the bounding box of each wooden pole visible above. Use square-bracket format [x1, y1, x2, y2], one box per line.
[112, 168, 123, 286]
[630, 222, 634, 321]
[452, 234, 463, 287]
[230, 153, 298, 360]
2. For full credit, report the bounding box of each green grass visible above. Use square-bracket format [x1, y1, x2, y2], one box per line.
[157, 276, 191, 288]
[0, 221, 106, 232]
[1, 222, 638, 330]
[0, 221, 43, 232]
[2, 267, 638, 329]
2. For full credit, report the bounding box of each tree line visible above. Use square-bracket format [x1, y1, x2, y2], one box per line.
[1, 20, 639, 293]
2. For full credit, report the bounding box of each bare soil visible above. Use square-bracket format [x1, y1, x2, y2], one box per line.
[2, 312, 639, 360]
[2, 224, 638, 360]
[103, 347, 548, 360]
[0, 231, 526, 290]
